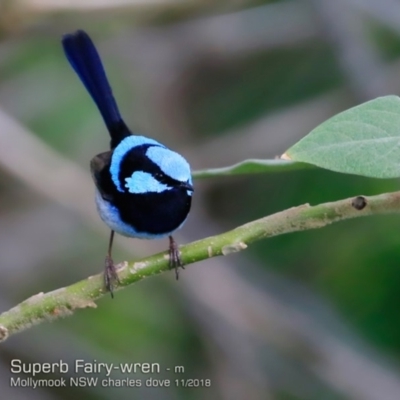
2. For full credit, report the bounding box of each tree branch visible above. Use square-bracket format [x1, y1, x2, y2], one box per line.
[1, 190, 399, 342]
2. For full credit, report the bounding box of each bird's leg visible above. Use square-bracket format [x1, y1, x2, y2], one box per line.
[168, 235, 184, 280]
[104, 230, 119, 298]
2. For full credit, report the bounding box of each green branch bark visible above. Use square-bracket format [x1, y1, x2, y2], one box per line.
[1, 190, 400, 342]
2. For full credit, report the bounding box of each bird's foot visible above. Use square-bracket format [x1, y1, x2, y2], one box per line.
[104, 255, 120, 298]
[169, 236, 185, 280]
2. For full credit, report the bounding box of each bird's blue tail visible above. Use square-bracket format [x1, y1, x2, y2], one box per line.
[62, 30, 130, 148]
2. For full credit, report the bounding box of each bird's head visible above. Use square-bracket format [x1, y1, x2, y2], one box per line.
[110, 136, 193, 196]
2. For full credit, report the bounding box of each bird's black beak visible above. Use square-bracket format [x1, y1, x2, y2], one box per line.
[180, 181, 194, 192]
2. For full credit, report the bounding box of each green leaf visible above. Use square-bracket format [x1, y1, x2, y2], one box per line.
[193, 159, 310, 179]
[283, 95, 400, 178]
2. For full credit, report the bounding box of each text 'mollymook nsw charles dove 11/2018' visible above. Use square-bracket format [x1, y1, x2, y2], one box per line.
[61, 30, 194, 297]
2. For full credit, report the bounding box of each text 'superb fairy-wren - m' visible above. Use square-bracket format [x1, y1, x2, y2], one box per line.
[62, 30, 193, 296]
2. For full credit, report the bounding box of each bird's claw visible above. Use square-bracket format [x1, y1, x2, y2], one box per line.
[104, 255, 120, 298]
[169, 236, 185, 280]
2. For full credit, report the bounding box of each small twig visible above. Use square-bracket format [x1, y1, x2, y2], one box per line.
[1, 190, 399, 342]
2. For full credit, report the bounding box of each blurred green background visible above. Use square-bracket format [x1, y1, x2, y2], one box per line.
[1, 0, 400, 399]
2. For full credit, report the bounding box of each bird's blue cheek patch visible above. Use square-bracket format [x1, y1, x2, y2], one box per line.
[146, 146, 192, 184]
[110, 135, 164, 192]
[125, 171, 171, 194]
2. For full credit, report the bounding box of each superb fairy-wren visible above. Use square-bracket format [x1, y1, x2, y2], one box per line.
[62, 30, 193, 296]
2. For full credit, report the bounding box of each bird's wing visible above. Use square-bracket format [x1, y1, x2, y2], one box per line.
[90, 151, 116, 201]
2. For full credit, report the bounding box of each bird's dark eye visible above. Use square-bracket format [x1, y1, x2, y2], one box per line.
[154, 172, 170, 184]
